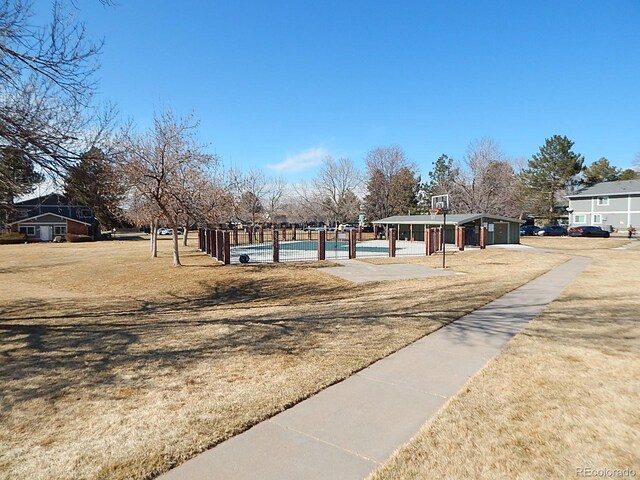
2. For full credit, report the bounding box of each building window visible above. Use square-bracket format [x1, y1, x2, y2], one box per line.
[54, 226, 67, 236]
[574, 215, 586, 224]
[19, 226, 36, 236]
[78, 208, 92, 218]
[593, 214, 601, 224]
[597, 197, 609, 206]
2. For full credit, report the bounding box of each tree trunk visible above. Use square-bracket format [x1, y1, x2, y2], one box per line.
[150, 219, 158, 258]
[182, 225, 189, 246]
[171, 222, 181, 266]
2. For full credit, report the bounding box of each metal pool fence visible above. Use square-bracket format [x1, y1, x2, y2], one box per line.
[197, 226, 487, 265]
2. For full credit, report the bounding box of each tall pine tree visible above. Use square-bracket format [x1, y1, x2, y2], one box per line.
[521, 135, 584, 219]
[65, 148, 125, 229]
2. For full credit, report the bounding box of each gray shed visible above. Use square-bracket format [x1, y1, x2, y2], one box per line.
[372, 214, 523, 245]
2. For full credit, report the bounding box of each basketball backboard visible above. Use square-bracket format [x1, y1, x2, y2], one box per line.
[431, 194, 449, 212]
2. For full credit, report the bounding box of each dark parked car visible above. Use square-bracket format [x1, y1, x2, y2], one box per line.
[520, 225, 541, 236]
[568, 226, 610, 238]
[536, 225, 567, 236]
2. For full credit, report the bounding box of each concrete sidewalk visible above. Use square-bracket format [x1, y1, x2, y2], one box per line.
[318, 259, 460, 283]
[160, 256, 590, 480]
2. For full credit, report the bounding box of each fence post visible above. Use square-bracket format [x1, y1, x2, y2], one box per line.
[273, 230, 280, 262]
[425, 226, 431, 256]
[281, 227, 287, 241]
[223, 231, 231, 265]
[373, 224, 378, 240]
[248, 227, 253, 245]
[318, 230, 326, 260]
[292, 225, 297, 240]
[455, 227, 459, 248]
[480, 226, 487, 249]
[209, 230, 218, 259]
[348, 229, 356, 259]
[459, 227, 465, 251]
[233, 227, 238, 246]
[259, 225, 264, 244]
[389, 228, 396, 257]
[439, 226, 444, 252]
[216, 230, 224, 260]
[358, 227, 362, 242]
[203, 229, 208, 254]
[308, 229, 312, 240]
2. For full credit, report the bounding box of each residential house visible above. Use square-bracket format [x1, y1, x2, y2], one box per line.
[7, 194, 96, 241]
[566, 180, 640, 231]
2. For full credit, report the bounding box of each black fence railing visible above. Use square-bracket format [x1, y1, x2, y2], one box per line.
[197, 226, 488, 265]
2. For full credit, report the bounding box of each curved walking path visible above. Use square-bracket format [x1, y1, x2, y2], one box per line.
[160, 256, 591, 480]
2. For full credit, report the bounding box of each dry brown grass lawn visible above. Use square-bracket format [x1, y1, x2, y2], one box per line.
[0, 236, 566, 480]
[520, 235, 628, 250]
[369, 243, 640, 480]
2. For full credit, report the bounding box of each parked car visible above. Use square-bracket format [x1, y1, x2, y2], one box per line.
[520, 225, 541, 236]
[536, 225, 567, 236]
[157, 228, 174, 235]
[568, 226, 610, 238]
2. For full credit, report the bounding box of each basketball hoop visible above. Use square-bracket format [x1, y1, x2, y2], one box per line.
[429, 208, 442, 220]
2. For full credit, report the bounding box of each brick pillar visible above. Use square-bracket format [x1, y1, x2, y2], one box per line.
[259, 225, 264, 244]
[281, 227, 287, 241]
[389, 228, 396, 257]
[292, 225, 297, 240]
[223, 231, 231, 265]
[439, 226, 444, 252]
[374, 225, 378, 239]
[455, 227, 460, 248]
[209, 229, 215, 257]
[203, 229, 209, 254]
[273, 230, 280, 262]
[233, 227, 238, 246]
[459, 227, 465, 251]
[248, 227, 253, 245]
[318, 230, 326, 261]
[358, 227, 362, 242]
[308, 229, 312, 240]
[480, 226, 487, 249]
[425, 226, 431, 256]
[348, 229, 356, 259]
[216, 230, 224, 260]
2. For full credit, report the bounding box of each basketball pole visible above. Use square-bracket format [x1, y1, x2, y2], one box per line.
[442, 210, 447, 269]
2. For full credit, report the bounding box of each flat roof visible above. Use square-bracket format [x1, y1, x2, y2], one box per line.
[372, 214, 524, 225]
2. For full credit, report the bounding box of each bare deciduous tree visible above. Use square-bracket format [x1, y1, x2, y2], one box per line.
[451, 138, 521, 216]
[312, 156, 361, 226]
[121, 110, 214, 266]
[0, 1, 112, 189]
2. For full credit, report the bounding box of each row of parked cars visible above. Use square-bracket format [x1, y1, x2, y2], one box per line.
[157, 228, 185, 235]
[520, 225, 611, 238]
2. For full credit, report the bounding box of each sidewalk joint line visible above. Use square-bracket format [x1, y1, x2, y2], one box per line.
[268, 419, 380, 465]
[355, 374, 449, 399]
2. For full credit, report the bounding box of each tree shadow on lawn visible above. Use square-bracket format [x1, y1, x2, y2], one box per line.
[0, 281, 488, 407]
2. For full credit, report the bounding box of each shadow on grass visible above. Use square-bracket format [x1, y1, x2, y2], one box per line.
[0, 275, 490, 407]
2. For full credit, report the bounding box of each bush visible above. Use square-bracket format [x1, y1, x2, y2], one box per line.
[0, 232, 27, 244]
[65, 233, 93, 243]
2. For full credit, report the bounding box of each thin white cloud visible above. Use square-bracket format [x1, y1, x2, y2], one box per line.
[267, 147, 328, 173]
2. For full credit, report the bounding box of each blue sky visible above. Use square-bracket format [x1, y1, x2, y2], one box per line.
[47, 0, 640, 180]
